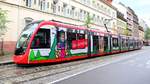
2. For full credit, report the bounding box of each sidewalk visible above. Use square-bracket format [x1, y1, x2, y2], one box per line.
[0, 54, 13, 65]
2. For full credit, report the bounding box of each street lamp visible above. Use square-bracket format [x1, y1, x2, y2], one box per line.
[103, 18, 113, 53]
[103, 18, 113, 32]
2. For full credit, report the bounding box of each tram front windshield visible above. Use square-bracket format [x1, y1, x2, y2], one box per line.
[15, 23, 38, 55]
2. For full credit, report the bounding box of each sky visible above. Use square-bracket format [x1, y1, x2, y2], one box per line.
[113, 0, 150, 26]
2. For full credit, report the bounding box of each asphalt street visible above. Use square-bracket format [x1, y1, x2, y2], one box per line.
[54, 47, 150, 84]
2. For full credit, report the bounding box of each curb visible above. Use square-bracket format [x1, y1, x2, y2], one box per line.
[0, 61, 14, 65]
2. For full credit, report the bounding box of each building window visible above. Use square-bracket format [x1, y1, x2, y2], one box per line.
[47, 2, 49, 9]
[43, 0, 46, 10]
[38, 0, 40, 6]
[62, 3, 67, 16]
[93, 14, 95, 22]
[34, 0, 36, 5]
[67, 9, 70, 14]
[97, 16, 100, 23]
[71, 6, 75, 18]
[83, 10, 86, 19]
[26, 0, 32, 7]
[80, 9, 83, 20]
[97, 3, 99, 9]
[51, 0, 59, 13]
[58, 6, 61, 12]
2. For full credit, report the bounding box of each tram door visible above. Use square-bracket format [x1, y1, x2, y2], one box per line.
[87, 32, 91, 57]
[93, 35, 99, 54]
[104, 36, 108, 53]
[104, 35, 112, 53]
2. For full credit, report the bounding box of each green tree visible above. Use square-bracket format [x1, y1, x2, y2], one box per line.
[124, 25, 130, 36]
[145, 28, 150, 40]
[0, 8, 9, 56]
[84, 13, 93, 28]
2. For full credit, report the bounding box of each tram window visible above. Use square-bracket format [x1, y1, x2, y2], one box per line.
[93, 35, 99, 50]
[31, 29, 50, 49]
[124, 39, 128, 48]
[67, 32, 76, 49]
[112, 38, 118, 48]
[77, 33, 86, 49]
[57, 30, 66, 50]
[126, 39, 129, 47]
[122, 39, 126, 48]
[99, 36, 104, 49]
[129, 40, 133, 47]
[67, 30, 86, 49]
[121, 39, 125, 47]
[104, 37, 108, 51]
[77, 33, 85, 39]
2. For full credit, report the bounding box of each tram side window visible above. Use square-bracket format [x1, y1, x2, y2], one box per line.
[78, 33, 85, 40]
[67, 30, 86, 49]
[122, 39, 124, 48]
[31, 29, 50, 48]
[129, 40, 133, 47]
[77, 33, 86, 49]
[126, 39, 129, 47]
[122, 39, 126, 48]
[104, 37, 108, 50]
[112, 38, 119, 48]
[57, 30, 66, 50]
[99, 36, 104, 49]
[67, 32, 76, 49]
[93, 35, 99, 50]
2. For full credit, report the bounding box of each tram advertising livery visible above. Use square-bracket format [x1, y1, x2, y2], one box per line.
[13, 20, 143, 64]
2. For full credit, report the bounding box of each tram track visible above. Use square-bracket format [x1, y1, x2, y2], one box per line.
[0, 49, 144, 83]
[0, 55, 106, 83]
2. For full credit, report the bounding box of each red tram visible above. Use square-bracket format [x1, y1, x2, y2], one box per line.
[13, 20, 143, 64]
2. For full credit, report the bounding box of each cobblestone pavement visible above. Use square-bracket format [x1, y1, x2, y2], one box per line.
[0, 54, 13, 65]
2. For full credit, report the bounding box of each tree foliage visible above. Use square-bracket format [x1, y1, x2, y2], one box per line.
[124, 25, 130, 36]
[0, 8, 9, 55]
[145, 28, 150, 40]
[0, 8, 8, 37]
[84, 13, 93, 28]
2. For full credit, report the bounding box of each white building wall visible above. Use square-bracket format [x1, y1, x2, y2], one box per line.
[113, 3, 127, 19]
[0, 0, 117, 51]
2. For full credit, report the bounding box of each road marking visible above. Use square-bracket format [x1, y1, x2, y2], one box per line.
[49, 50, 148, 84]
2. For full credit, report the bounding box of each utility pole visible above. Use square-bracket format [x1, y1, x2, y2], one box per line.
[103, 18, 113, 53]
[84, 13, 93, 57]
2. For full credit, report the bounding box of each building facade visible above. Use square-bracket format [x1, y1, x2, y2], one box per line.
[113, 2, 132, 36]
[117, 11, 127, 35]
[138, 26, 144, 41]
[0, 0, 117, 52]
[130, 8, 139, 38]
[126, 7, 134, 36]
[139, 18, 147, 42]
